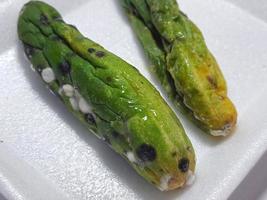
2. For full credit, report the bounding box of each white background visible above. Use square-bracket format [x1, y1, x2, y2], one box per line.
[226, 1, 267, 199]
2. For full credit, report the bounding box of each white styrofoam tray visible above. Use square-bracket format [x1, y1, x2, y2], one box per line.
[1, 0, 267, 199]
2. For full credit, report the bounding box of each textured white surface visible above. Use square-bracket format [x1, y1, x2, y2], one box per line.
[0, 0, 267, 200]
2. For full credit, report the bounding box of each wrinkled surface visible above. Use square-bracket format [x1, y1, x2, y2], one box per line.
[122, 0, 237, 135]
[17, 1, 195, 191]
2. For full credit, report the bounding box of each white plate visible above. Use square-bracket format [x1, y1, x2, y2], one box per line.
[1, 0, 267, 200]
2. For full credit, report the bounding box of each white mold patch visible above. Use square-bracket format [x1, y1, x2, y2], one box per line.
[78, 97, 91, 114]
[126, 152, 137, 163]
[210, 123, 233, 137]
[69, 97, 79, 111]
[41, 67, 55, 83]
[158, 174, 172, 191]
[62, 84, 74, 97]
[186, 170, 195, 186]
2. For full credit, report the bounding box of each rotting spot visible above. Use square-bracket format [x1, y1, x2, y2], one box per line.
[40, 14, 49, 25]
[88, 48, 96, 53]
[111, 131, 119, 138]
[207, 76, 217, 88]
[24, 45, 34, 58]
[136, 144, 156, 162]
[95, 51, 105, 58]
[59, 60, 71, 75]
[88, 48, 95, 53]
[84, 113, 96, 125]
[178, 158, 189, 173]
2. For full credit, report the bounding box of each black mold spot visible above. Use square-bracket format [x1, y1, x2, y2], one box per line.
[24, 45, 34, 59]
[36, 65, 43, 74]
[84, 113, 96, 125]
[171, 151, 177, 157]
[40, 14, 49, 25]
[59, 61, 71, 75]
[178, 158, 189, 173]
[136, 144, 156, 162]
[88, 48, 96, 53]
[111, 131, 119, 138]
[95, 51, 105, 58]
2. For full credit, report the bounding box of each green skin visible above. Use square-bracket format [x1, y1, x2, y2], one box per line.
[18, 1, 195, 191]
[122, 0, 237, 135]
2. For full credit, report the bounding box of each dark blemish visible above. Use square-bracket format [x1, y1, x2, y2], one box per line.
[207, 76, 217, 88]
[88, 48, 96, 53]
[84, 113, 96, 125]
[55, 80, 61, 87]
[40, 14, 49, 25]
[171, 151, 177, 157]
[178, 158, 189, 173]
[174, 16, 180, 22]
[111, 131, 119, 138]
[151, 181, 156, 185]
[136, 144, 156, 162]
[24, 45, 34, 59]
[106, 77, 112, 82]
[59, 61, 71, 75]
[95, 51, 105, 58]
